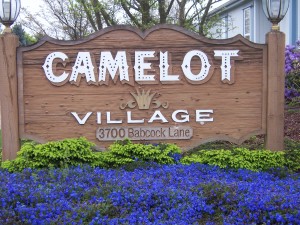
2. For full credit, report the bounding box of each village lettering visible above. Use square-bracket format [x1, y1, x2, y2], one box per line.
[71, 110, 214, 125]
[42, 50, 240, 86]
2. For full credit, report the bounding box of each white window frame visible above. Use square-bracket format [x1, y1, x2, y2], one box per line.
[243, 6, 253, 40]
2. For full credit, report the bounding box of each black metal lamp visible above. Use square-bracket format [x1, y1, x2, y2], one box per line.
[0, 0, 21, 33]
[262, 0, 290, 31]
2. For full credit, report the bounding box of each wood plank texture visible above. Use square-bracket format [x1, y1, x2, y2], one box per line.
[265, 31, 285, 151]
[0, 33, 20, 160]
[17, 25, 267, 151]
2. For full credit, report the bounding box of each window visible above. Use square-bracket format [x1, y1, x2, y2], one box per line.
[243, 7, 252, 40]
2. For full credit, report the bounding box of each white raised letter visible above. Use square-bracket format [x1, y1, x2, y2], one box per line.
[70, 52, 96, 85]
[97, 112, 102, 124]
[71, 112, 93, 125]
[127, 111, 144, 124]
[134, 51, 156, 82]
[98, 51, 130, 85]
[107, 112, 122, 124]
[181, 50, 211, 83]
[172, 110, 189, 123]
[196, 110, 214, 123]
[160, 51, 179, 82]
[42, 52, 69, 85]
[148, 110, 168, 123]
[214, 50, 239, 84]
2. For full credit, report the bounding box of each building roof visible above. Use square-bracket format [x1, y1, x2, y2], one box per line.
[209, 0, 251, 16]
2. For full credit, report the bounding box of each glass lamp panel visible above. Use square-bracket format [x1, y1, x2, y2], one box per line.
[270, 0, 280, 18]
[262, 0, 290, 22]
[262, 0, 268, 18]
[10, 0, 20, 20]
[0, 0, 10, 21]
[0, 0, 21, 23]
[278, 0, 289, 19]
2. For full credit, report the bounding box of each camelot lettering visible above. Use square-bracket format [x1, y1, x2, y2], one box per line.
[43, 50, 240, 86]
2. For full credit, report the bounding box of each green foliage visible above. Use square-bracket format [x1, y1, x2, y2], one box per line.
[12, 24, 37, 46]
[199, 181, 239, 224]
[1, 136, 299, 173]
[284, 139, 300, 172]
[1, 138, 181, 172]
[286, 71, 300, 107]
[285, 138, 300, 150]
[96, 139, 181, 168]
[284, 150, 300, 172]
[186, 136, 265, 156]
[1, 137, 97, 172]
[287, 96, 300, 107]
[181, 148, 286, 172]
[121, 161, 160, 171]
[286, 71, 300, 90]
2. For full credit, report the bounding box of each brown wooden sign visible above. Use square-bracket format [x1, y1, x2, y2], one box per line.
[16, 25, 269, 150]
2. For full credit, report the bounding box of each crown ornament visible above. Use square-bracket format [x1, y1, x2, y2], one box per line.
[120, 89, 169, 110]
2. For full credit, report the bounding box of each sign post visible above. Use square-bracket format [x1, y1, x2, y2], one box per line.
[266, 31, 285, 151]
[0, 33, 20, 160]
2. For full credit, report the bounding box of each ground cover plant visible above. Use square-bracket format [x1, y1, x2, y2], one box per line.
[0, 164, 300, 224]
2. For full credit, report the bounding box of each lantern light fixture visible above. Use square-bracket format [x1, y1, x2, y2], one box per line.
[0, 0, 21, 33]
[262, 0, 290, 31]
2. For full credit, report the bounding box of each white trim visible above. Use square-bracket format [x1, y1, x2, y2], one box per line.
[243, 4, 254, 41]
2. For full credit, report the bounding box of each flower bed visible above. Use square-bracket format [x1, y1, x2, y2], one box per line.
[1, 164, 299, 224]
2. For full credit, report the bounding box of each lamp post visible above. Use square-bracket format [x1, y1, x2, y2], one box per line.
[0, 0, 21, 160]
[0, 0, 21, 33]
[262, 0, 290, 151]
[262, 0, 290, 31]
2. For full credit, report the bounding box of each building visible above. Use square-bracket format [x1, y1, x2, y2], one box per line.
[209, 0, 299, 45]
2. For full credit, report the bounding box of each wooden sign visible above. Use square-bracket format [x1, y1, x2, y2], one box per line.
[16, 25, 268, 151]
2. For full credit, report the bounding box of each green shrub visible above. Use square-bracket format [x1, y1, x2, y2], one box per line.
[96, 139, 181, 168]
[186, 136, 265, 156]
[181, 148, 286, 172]
[1, 136, 299, 173]
[1, 137, 98, 172]
[285, 138, 300, 151]
[284, 149, 300, 172]
[1, 138, 181, 172]
[283, 139, 300, 172]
